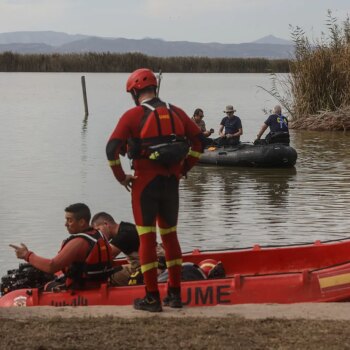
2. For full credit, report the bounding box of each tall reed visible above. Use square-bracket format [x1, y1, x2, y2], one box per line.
[272, 11, 350, 130]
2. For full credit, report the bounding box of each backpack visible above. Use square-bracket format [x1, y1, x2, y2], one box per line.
[128, 102, 189, 166]
[157, 262, 207, 283]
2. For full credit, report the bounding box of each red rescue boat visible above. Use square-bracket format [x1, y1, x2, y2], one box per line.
[2, 238, 350, 307]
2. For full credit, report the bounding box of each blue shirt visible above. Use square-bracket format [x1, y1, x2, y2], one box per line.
[264, 114, 288, 133]
[220, 115, 242, 135]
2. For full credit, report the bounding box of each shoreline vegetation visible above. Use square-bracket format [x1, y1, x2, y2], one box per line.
[273, 11, 350, 131]
[0, 51, 290, 73]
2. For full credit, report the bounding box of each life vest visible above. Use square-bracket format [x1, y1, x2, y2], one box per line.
[277, 115, 288, 130]
[127, 101, 190, 166]
[61, 229, 114, 288]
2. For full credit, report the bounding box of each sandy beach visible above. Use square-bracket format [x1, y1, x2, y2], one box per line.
[2, 302, 350, 320]
[2, 303, 350, 349]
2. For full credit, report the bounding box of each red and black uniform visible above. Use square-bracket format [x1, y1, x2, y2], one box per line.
[106, 97, 203, 294]
[27, 228, 113, 290]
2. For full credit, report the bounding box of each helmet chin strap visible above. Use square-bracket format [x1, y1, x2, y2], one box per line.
[131, 89, 140, 106]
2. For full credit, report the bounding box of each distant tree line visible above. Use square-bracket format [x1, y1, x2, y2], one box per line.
[0, 52, 290, 73]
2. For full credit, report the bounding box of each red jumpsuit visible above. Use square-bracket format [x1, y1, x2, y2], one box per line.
[106, 98, 203, 294]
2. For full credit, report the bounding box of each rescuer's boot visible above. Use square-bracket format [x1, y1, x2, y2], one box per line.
[134, 290, 162, 312]
[163, 286, 182, 308]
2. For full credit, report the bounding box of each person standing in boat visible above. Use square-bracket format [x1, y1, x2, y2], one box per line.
[9, 203, 114, 291]
[255, 105, 290, 145]
[106, 68, 203, 312]
[217, 105, 243, 146]
[192, 108, 214, 137]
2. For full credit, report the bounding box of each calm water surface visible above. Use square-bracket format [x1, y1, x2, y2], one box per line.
[0, 73, 349, 276]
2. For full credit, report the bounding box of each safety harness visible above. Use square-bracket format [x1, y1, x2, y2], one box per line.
[127, 101, 189, 166]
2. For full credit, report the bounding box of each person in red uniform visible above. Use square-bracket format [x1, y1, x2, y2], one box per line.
[10, 203, 113, 291]
[106, 68, 203, 312]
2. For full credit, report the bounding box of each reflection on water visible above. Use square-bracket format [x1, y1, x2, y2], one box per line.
[179, 165, 298, 250]
[80, 115, 89, 185]
[293, 130, 350, 172]
[177, 129, 350, 252]
[81, 116, 88, 135]
[0, 73, 350, 276]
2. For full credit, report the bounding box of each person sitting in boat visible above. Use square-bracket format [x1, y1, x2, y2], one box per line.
[192, 108, 214, 138]
[255, 105, 290, 145]
[128, 255, 167, 286]
[217, 105, 243, 146]
[92, 211, 166, 286]
[9, 203, 114, 291]
[92, 212, 139, 286]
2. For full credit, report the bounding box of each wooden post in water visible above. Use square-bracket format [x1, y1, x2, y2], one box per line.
[156, 69, 162, 97]
[81, 76, 89, 117]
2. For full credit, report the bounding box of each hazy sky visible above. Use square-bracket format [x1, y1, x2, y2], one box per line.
[0, 0, 348, 43]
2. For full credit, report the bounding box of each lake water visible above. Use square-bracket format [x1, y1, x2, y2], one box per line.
[0, 72, 349, 277]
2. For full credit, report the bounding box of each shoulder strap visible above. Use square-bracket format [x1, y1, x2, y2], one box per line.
[141, 101, 170, 109]
[72, 233, 98, 243]
[65, 230, 106, 247]
[140, 101, 173, 136]
[167, 104, 176, 134]
[141, 102, 155, 111]
[139, 102, 155, 133]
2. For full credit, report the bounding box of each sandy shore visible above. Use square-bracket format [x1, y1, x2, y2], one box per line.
[3, 304, 350, 349]
[1, 302, 350, 320]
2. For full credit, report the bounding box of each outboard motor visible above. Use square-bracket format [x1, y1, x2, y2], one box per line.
[0, 263, 55, 296]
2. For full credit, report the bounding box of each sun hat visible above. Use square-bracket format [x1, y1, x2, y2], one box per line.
[223, 105, 236, 113]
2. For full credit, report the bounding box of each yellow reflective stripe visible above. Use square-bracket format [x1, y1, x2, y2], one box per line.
[159, 226, 177, 235]
[149, 152, 160, 160]
[136, 225, 156, 236]
[141, 261, 159, 273]
[109, 159, 121, 166]
[319, 273, 350, 289]
[188, 149, 201, 158]
[166, 258, 182, 268]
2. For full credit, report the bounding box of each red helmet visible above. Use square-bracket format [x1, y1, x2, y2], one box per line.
[198, 259, 218, 277]
[126, 68, 157, 92]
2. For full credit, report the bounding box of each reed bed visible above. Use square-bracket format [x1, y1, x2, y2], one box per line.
[280, 11, 350, 130]
[0, 51, 289, 73]
[291, 106, 350, 131]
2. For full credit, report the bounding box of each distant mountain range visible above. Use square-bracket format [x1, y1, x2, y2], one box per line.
[0, 31, 294, 59]
[252, 35, 292, 45]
